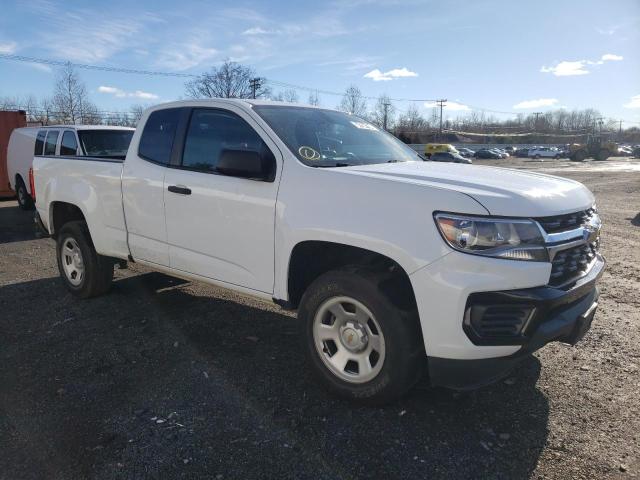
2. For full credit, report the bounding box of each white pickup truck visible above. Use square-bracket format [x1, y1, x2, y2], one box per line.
[32, 100, 605, 404]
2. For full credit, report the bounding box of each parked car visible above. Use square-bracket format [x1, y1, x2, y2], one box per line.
[503, 146, 516, 155]
[473, 148, 502, 159]
[8, 125, 135, 209]
[424, 143, 458, 158]
[618, 146, 632, 156]
[489, 148, 508, 159]
[456, 147, 475, 158]
[528, 147, 562, 159]
[430, 151, 472, 164]
[514, 147, 531, 158]
[32, 99, 605, 404]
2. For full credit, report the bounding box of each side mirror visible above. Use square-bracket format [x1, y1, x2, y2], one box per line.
[217, 149, 276, 182]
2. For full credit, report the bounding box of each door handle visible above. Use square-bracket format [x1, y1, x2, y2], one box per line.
[167, 185, 192, 195]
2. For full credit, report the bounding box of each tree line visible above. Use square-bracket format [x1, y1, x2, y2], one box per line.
[2, 60, 637, 143]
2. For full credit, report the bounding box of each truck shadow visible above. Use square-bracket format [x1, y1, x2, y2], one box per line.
[0, 272, 549, 480]
[0, 201, 38, 244]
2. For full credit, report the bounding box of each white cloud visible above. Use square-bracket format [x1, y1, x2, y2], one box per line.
[541, 53, 623, 76]
[155, 42, 218, 71]
[601, 53, 623, 61]
[513, 98, 559, 109]
[0, 41, 17, 54]
[364, 67, 418, 81]
[98, 85, 158, 99]
[242, 26, 273, 35]
[541, 60, 589, 76]
[423, 100, 470, 111]
[624, 94, 640, 109]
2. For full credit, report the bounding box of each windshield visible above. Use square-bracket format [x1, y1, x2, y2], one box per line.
[78, 130, 134, 158]
[253, 105, 421, 167]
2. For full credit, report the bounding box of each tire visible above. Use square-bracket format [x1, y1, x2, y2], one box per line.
[534, 154, 541, 159]
[15, 177, 34, 210]
[56, 221, 113, 298]
[572, 150, 586, 162]
[299, 268, 424, 405]
[595, 149, 609, 161]
[554, 155, 560, 159]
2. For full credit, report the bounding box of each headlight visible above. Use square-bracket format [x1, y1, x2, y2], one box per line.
[434, 213, 548, 261]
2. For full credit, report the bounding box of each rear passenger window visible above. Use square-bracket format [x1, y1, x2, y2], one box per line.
[44, 130, 59, 155]
[60, 131, 78, 156]
[34, 130, 46, 155]
[138, 109, 181, 165]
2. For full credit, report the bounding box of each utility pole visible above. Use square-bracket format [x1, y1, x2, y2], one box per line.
[382, 102, 391, 131]
[249, 78, 262, 99]
[532, 112, 542, 131]
[436, 99, 447, 140]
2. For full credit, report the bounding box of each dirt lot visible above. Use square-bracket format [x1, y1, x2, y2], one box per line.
[1, 157, 638, 479]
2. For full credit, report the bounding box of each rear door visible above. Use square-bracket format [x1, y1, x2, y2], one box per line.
[122, 108, 186, 266]
[163, 105, 281, 293]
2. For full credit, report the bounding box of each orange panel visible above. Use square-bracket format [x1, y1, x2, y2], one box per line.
[0, 111, 27, 197]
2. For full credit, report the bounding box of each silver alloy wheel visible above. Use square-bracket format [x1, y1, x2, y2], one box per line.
[61, 237, 84, 286]
[313, 296, 386, 384]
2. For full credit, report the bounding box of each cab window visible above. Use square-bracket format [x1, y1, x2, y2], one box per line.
[181, 108, 272, 175]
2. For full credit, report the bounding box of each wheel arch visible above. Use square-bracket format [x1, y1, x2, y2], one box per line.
[49, 201, 88, 238]
[284, 240, 418, 313]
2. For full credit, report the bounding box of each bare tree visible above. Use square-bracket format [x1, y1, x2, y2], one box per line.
[369, 95, 395, 130]
[185, 60, 269, 99]
[272, 88, 299, 103]
[129, 104, 146, 126]
[308, 90, 320, 106]
[52, 63, 97, 124]
[338, 85, 367, 117]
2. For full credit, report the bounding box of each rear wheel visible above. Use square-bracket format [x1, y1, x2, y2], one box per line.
[534, 154, 541, 159]
[595, 149, 609, 161]
[15, 178, 34, 210]
[299, 268, 424, 405]
[56, 221, 113, 298]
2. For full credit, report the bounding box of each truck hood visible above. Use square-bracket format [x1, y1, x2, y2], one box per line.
[337, 161, 594, 217]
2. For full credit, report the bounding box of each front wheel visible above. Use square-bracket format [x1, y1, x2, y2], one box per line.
[56, 221, 114, 298]
[299, 268, 424, 405]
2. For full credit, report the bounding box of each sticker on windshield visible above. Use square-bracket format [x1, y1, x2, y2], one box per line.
[350, 121, 377, 131]
[298, 146, 321, 161]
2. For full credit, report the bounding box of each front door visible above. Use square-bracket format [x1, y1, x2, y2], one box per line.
[163, 106, 281, 294]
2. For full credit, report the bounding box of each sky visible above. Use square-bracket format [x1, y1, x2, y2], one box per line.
[0, 0, 639, 124]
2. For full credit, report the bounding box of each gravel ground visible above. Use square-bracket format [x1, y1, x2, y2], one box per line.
[0, 157, 638, 479]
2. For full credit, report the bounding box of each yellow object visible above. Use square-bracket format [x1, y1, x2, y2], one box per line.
[424, 143, 458, 158]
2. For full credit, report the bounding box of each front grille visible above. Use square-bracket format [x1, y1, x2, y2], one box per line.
[549, 239, 599, 286]
[536, 208, 595, 234]
[466, 304, 534, 338]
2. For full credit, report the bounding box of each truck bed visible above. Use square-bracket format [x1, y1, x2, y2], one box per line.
[33, 155, 130, 259]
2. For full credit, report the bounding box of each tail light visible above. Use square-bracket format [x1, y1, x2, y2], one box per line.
[29, 167, 36, 202]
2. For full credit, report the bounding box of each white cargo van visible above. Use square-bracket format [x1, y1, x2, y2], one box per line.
[7, 125, 134, 209]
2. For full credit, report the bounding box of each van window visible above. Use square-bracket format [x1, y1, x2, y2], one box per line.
[138, 109, 181, 165]
[60, 131, 78, 156]
[44, 130, 60, 156]
[35, 130, 46, 155]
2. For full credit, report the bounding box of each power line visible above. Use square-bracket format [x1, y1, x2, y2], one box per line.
[2, 53, 638, 123]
